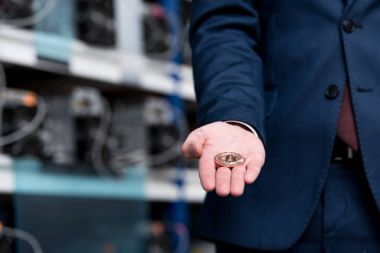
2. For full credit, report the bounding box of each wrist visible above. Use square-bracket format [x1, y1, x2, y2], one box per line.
[225, 121, 258, 137]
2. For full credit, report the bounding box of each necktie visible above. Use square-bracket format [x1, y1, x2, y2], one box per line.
[336, 84, 359, 151]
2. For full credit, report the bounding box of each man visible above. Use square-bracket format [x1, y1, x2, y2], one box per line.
[181, 0, 380, 252]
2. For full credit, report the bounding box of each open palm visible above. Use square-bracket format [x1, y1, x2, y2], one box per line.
[182, 122, 265, 197]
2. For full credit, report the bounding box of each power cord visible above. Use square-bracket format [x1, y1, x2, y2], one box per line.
[110, 106, 189, 168]
[92, 98, 189, 176]
[0, 221, 44, 253]
[0, 0, 56, 27]
[91, 98, 118, 177]
[143, 3, 184, 59]
[0, 63, 47, 148]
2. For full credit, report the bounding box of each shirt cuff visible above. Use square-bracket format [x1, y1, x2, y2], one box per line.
[225, 120, 259, 137]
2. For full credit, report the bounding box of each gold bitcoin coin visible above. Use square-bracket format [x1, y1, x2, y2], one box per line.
[214, 152, 245, 168]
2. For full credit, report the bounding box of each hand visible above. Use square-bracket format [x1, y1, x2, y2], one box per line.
[182, 122, 265, 197]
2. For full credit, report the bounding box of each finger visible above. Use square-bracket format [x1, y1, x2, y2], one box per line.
[198, 152, 216, 192]
[230, 166, 246, 197]
[244, 160, 263, 184]
[181, 129, 206, 159]
[215, 167, 231, 197]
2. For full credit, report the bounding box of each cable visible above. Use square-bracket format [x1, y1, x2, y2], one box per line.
[109, 106, 189, 168]
[0, 62, 47, 147]
[91, 97, 188, 176]
[0, 95, 47, 147]
[144, 14, 171, 56]
[143, 3, 184, 59]
[91, 98, 189, 173]
[147, 107, 189, 165]
[0, 0, 56, 27]
[0, 222, 44, 253]
[90, 98, 118, 177]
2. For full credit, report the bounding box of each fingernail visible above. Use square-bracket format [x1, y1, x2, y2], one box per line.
[231, 191, 243, 197]
[217, 189, 229, 197]
[245, 176, 254, 184]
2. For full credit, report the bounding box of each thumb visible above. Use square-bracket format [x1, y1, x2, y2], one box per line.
[182, 128, 206, 159]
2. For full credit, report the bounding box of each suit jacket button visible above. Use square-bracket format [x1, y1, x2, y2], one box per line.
[342, 19, 356, 33]
[326, 84, 340, 99]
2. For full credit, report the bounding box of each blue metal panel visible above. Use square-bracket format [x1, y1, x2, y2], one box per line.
[34, 0, 75, 63]
[13, 159, 146, 200]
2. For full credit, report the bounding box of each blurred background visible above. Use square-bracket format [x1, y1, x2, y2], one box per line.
[0, 0, 212, 252]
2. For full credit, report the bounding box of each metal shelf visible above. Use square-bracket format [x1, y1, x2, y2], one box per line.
[0, 158, 205, 203]
[0, 25, 195, 100]
[146, 168, 206, 203]
[0, 168, 14, 194]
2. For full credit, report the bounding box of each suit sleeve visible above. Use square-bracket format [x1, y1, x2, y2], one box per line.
[190, 0, 266, 142]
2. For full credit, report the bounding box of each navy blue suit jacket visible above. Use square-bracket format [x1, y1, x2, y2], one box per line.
[190, 0, 380, 250]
